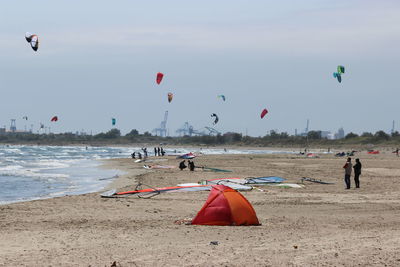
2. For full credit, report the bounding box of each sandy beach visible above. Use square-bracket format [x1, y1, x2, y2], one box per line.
[1, 150, 400, 266]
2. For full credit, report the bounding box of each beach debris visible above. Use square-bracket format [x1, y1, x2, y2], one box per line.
[156, 72, 164, 84]
[301, 177, 335, 184]
[199, 166, 232, 173]
[174, 218, 192, 225]
[203, 176, 285, 185]
[101, 183, 212, 198]
[260, 108, 268, 119]
[211, 113, 219, 125]
[110, 261, 121, 267]
[98, 174, 119, 181]
[271, 183, 304, 189]
[367, 150, 380, 154]
[167, 92, 173, 103]
[50, 116, 58, 122]
[210, 241, 219, 245]
[217, 95, 226, 101]
[143, 165, 176, 169]
[293, 245, 298, 249]
[25, 32, 39, 51]
[191, 185, 260, 226]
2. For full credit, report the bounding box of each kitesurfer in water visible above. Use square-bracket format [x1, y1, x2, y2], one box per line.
[179, 160, 187, 170]
[343, 157, 352, 189]
[353, 158, 362, 188]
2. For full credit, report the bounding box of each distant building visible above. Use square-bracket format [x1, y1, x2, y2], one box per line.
[334, 128, 345, 139]
[320, 131, 331, 139]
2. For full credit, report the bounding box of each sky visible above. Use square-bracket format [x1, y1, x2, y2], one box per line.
[1, 0, 399, 136]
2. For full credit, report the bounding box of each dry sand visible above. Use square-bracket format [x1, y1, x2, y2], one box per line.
[1, 151, 400, 266]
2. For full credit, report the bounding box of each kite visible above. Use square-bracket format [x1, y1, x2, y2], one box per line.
[25, 32, 39, 51]
[218, 95, 226, 101]
[333, 72, 342, 83]
[22, 116, 28, 120]
[260, 108, 268, 119]
[168, 92, 173, 103]
[337, 65, 345, 74]
[112, 118, 116, 126]
[211, 113, 219, 125]
[50, 116, 58, 122]
[40, 123, 44, 129]
[156, 72, 164, 85]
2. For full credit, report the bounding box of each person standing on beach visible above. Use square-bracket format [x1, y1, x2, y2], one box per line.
[157, 147, 161, 156]
[343, 157, 352, 189]
[154, 147, 157, 157]
[353, 158, 362, 188]
[179, 160, 187, 170]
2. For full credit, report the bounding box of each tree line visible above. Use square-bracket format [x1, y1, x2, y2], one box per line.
[0, 129, 399, 146]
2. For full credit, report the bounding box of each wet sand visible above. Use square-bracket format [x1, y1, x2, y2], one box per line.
[1, 151, 400, 266]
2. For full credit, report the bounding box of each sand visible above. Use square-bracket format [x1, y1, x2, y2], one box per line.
[1, 151, 400, 266]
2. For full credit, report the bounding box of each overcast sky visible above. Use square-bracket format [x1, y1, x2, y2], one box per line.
[1, 0, 399, 136]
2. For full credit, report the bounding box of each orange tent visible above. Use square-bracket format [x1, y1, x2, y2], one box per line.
[191, 185, 260, 226]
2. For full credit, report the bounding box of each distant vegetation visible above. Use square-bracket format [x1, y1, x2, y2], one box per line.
[1, 129, 399, 148]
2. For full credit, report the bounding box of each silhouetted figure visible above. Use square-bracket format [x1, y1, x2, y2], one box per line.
[157, 147, 161, 156]
[179, 160, 187, 170]
[138, 152, 142, 159]
[154, 147, 157, 157]
[343, 157, 352, 189]
[131, 152, 136, 159]
[353, 158, 362, 188]
[161, 147, 165, 156]
[188, 160, 195, 171]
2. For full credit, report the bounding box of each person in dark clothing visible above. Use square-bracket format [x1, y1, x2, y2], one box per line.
[343, 157, 352, 189]
[179, 160, 187, 170]
[161, 147, 165, 156]
[131, 152, 136, 159]
[157, 147, 161, 156]
[188, 160, 195, 171]
[138, 152, 142, 159]
[353, 158, 362, 188]
[154, 147, 157, 157]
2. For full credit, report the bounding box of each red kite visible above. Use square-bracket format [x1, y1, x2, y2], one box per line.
[156, 72, 164, 84]
[260, 108, 268, 119]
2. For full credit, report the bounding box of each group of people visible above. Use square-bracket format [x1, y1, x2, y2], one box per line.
[131, 147, 166, 160]
[154, 147, 165, 157]
[179, 160, 195, 171]
[343, 157, 362, 189]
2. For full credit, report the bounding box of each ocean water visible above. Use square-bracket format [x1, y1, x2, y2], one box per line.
[0, 145, 295, 205]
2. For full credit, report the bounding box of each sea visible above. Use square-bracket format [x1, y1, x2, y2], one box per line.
[0, 145, 295, 205]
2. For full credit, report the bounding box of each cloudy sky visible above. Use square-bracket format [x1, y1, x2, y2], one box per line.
[1, 0, 399, 136]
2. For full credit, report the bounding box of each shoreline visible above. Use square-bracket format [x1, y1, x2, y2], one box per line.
[1, 152, 400, 266]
